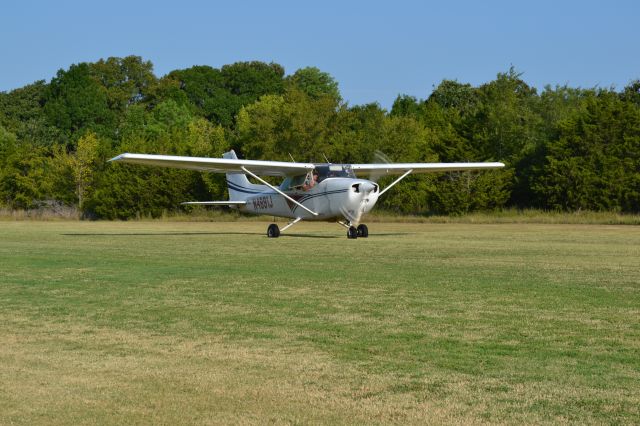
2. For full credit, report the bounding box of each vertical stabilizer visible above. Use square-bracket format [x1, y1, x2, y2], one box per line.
[223, 150, 263, 201]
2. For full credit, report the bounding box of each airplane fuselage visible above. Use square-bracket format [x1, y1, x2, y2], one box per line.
[240, 177, 379, 221]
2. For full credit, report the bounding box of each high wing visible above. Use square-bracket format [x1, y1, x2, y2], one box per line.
[108, 153, 315, 177]
[351, 162, 505, 175]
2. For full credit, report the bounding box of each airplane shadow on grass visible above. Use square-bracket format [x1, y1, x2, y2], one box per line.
[63, 231, 338, 239]
[63, 231, 261, 237]
[62, 231, 408, 239]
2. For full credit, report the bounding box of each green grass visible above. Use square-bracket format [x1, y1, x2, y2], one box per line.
[3, 207, 640, 225]
[0, 221, 638, 424]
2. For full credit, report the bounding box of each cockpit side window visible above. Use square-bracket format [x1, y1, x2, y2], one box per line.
[281, 174, 307, 191]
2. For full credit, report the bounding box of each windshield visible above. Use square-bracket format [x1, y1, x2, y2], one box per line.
[315, 164, 355, 183]
[280, 165, 356, 191]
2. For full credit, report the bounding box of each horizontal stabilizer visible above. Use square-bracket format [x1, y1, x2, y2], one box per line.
[181, 201, 247, 206]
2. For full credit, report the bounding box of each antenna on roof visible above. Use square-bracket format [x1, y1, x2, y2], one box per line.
[288, 153, 296, 162]
[322, 153, 331, 163]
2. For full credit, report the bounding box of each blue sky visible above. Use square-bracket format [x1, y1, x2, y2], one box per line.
[1, 0, 639, 109]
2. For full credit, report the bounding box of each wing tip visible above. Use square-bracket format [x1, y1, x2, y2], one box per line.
[108, 153, 129, 162]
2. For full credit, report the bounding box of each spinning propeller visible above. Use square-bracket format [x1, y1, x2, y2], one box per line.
[368, 150, 392, 183]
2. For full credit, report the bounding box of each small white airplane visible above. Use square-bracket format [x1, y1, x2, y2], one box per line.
[109, 150, 504, 238]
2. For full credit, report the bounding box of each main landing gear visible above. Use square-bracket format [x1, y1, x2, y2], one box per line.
[267, 218, 302, 238]
[267, 220, 369, 239]
[267, 223, 280, 238]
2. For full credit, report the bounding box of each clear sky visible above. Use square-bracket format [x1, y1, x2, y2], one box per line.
[1, 0, 639, 109]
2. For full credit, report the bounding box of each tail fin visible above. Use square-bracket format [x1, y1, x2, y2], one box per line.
[223, 150, 265, 201]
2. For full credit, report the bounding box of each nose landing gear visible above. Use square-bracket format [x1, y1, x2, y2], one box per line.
[344, 223, 369, 239]
[356, 224, 368, 238]
[347, 226, 358, 239]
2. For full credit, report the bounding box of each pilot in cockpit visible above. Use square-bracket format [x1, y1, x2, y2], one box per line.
[302, 170, 318, 191]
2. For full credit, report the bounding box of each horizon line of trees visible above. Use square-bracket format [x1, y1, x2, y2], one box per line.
[1, 55, 639, 219]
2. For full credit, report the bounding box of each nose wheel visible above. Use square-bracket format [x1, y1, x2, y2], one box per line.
[346, 224, 369, 239]
[347, 226, 358, 239]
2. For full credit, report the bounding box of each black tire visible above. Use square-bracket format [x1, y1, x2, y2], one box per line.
[357, 224, 369, 238]
[267, 224, 280, 238]
[347, 226, 358, 239]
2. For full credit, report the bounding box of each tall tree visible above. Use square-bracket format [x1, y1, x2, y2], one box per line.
[163, 65, 237, 126]
[89, 56, 156, 112]
[220, 61, 285, 99]
[390, 94, 422, 118]
[285, 67, 341, 102]
[45, 63, 114, 139]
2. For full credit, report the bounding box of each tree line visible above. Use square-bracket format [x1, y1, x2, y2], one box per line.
[1, 56, 639, 218]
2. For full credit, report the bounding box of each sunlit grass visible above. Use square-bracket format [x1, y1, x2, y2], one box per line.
[2, 207, 640, 224]
[1, 221, 638, 424]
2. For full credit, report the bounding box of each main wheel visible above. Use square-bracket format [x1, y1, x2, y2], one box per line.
[347, 226, 358, 239]
[357, 224, 369, 238]
[267, 223, 280, 238]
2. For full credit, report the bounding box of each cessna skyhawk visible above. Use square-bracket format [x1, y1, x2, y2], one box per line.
[109, 150, 504, 238]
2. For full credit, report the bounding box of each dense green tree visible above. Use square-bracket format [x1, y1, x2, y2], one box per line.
[0, 139, 52, 209]
[235, 87, 339, 162]
[89, 56, 155, 112]
[45, 63, 114, 139]
[221, 61, 285, 98]
[429, 80, 479, 115]
[163, 61, 286, 127]
[184, 118, 229, 199]
[374, 116, 439, 213]
[86, 102, 229, 219]
[73, 132, 101, 208]
[1, 56, 639, 217]
[0, 81, 61, 146]
[331, 103, 387, 163]
[532, 90, 640, 211]
[235, 94, 285, 160]
[285, 67, 341, 102]
[88, 131, 208, 219]
[621, 80, 640, 107]
[469, 68, 540, 161]
[164, 66, 236, 126]
[390, 94, 422, 118]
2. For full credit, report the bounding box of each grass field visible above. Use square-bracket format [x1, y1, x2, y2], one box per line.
[0, 221, 638, 424]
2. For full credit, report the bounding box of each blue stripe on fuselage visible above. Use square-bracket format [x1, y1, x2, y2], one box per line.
[290, 188, 349, 212]
[226, 180, 265, 195]
[226, 179, 348, 212]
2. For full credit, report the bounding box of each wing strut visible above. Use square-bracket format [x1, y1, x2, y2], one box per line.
[181, 201, 246, 206]
[378, 169, 413, 196]
[240, 166, 318, 216]
[281, 217, 302, 232]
